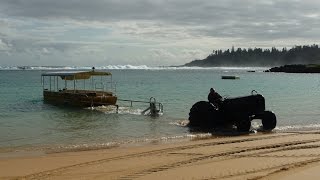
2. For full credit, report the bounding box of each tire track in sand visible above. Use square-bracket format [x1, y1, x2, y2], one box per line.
[18, 134, 291, 179]
[118, 138, 320, 179]
[202, 157, 320, 180]
[18, 133, 318, 179]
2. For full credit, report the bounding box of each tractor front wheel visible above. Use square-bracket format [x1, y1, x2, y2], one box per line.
[262, 111, 277, 130]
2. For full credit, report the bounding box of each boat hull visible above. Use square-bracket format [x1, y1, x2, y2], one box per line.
[43, 90, 117, 107]
[221, 75, 240, 79]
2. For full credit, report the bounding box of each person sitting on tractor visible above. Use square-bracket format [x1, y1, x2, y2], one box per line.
[208, 88, 223, 109]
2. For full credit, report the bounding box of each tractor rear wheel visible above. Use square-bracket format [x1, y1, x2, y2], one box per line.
[236, 115, 251, 132]
[188, 101, 215, 128]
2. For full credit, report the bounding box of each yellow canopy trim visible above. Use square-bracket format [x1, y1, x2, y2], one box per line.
[60, 71, 112, 80]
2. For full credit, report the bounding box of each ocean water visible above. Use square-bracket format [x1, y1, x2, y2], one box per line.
[1, 66, 320, 153]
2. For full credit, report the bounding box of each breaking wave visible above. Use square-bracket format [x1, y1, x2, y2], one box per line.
[0, 65, 268, 71]
[275, 124, 320, 131]
[90, 105, 144, 115]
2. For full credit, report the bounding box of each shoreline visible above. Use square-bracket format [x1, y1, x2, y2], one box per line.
[0, 128, 274, 157]
[2, 131, 320, 179]
[0, 127, 315, 156]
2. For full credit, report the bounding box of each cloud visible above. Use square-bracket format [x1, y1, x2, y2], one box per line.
[181, 49, 207, 59]
[0, 0, 320, 66]
[2, 0, 320, 40]
[0, 38, 12, 51]
[149, 49, 176, 58]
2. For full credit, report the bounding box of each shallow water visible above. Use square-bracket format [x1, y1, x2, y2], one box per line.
[1, 67, 320, 152]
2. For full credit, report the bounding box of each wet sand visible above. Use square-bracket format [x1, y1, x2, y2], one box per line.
[2, 131, 320, 179]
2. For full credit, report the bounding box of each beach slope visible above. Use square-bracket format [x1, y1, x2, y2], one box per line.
[2, 132, 320, 179]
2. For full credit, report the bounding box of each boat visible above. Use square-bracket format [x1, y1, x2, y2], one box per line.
[41, 68, 117, 107]
[221, 75, 240, 79]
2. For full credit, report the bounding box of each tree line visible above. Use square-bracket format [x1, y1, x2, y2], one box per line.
[184, 44, 320, 67]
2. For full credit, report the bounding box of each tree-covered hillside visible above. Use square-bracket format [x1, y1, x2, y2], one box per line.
[184, 45, 320, 67]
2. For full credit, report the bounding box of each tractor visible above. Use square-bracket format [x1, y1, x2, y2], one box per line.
[188, 91, 277, 132]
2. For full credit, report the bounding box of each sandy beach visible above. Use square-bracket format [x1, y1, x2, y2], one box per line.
[2, 131, 320, 179]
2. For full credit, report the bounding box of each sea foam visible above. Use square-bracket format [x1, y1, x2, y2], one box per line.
[0, 65, 268, 71]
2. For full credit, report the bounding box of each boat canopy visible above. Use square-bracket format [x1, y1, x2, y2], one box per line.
[41, 71, 112, 80]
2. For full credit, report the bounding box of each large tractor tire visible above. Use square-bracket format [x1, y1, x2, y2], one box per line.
[236, 115, 251, 132]
[262, 111, 277, 130]
[188, 101, 215, 128]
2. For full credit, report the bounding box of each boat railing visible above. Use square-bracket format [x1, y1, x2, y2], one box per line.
[96, 82, 117, 94]
[118, 97, 163, 116]
[95, 82, 104, 91]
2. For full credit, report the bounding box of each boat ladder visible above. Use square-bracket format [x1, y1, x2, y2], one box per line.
[118, 97, 163, 117]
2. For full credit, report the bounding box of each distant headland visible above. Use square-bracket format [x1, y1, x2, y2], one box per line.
[184, 44, 320, 67]
[265, 64, 320, 73]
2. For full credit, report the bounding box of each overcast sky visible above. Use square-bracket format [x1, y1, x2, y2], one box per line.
[0, 0, 319, 66]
